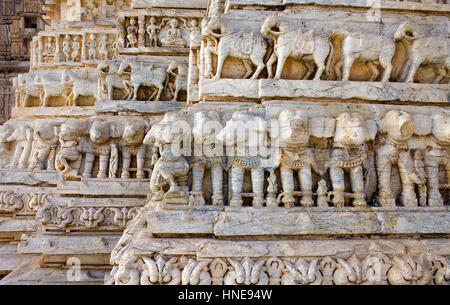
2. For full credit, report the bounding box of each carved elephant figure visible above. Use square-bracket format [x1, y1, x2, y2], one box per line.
[202, 17, 269, 80]
[425, 113, 450, 206]
[261, 15, 331, 80]
[394, 21, 450, 83]
[332, 29, 396, 82]
[329, 112, 373, 207]
[144, 112, 190, 201]
[29, 124, 59, 171]
[55, 121, 86, 178]
[277, 110, 321, 207]
[82, 120, 114, 179]
[376, 110, 422, 207]
[6, 126, 34, 169]
[121, 121, 147, 179]
[217, 111, 268, 207]
[190, 110, 224, 206]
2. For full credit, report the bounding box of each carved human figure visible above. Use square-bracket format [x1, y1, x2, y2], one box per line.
[376, 110, 424, 207]
[6, 126, 33, 169]
[161, 18, 186, 47]
[121, 121, 147, 179]
[71, 36, 81, 62]
[86, 34, 97, 60]
[146, 17, 161, 47]
[43, 37, 55, 62]
[82, 121, 113, 179]
[126, 18, 139, 48]
[55, 121, 86, 177]
[277, 110, 322, 207]
[29, 124, 59, 171]
[261, 15, 331, 80]
[62, 35, 71, 61]
[166, 60, 188, 101]
[394, 21, 450, 83]
[424, 113, 450, 206]
[0, 125, 13, 167]
[190, 111, 224, 206]
[202, 17, 269, 80]
[99, 35, 113, 60]
[217, 111, 268, 207]
[144, 112, 190, 201]
[329, 112, 372, 207]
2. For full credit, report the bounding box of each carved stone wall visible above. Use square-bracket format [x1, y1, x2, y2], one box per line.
[0, 0, 448, 285]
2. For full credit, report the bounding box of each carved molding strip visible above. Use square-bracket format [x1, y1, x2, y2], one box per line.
[0, 191, 49, 214]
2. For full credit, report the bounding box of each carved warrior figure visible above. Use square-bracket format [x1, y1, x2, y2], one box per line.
[261, 15, 331, 80]
[329, 112, 374, 207]
[332, 29, 396, 82]
[394, 21, 450, 83]
[218, 111, 268, 207]
[166, 60, 188, 101]
[29, 124, 59, 171]
[376, 110, 424, 207]
[202, 17, 269, 80]
[121, 121, 147, 179]
[190, 111, 224, 206]
[277, 110, 323, 207]
[425, 113, 450, 206]
[144, 112, 190, 202]
[55, 121, 86, 178]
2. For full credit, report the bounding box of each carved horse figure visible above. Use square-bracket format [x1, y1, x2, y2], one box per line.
[332, 29, 396, 82]
[202, 17, 269, 80]
[118, 61, 167, 101]
[261, 15, 331, 80]
[97, 61, 132, 101]
[394, 20, 450, 83]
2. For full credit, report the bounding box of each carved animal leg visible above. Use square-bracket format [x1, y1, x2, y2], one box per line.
[108, 85, 114, 100]
[31, 149, 50, 171]
[342, 55, 356, 82]
[83, 153, 95, 178]
[211, 165, 223, 205]
[18, 141, 32, 169]
[242, 59, 253, 79]
[330, 167, 345, 207]
[190, 163, 206, 205]
[280, 167, 295, 207]
[10, 145, 23, 168]
[367, 62, 380, 82]
[303, 61, 315, 80]
[230, 166, 244, 206]
[149, 165, 161, 196]
[425, 154, 443, 206]
[43, 94, 50, 107]
[251, 167, 264, 207]
[136, 147, 146, 179]
[132, 84, 140, 101]
[376, 155, 396, 206]
[266, 53, 277, 79]
[213, 53, 226, 80]
[401, 183, 418, 207]
[350, 166, 367, 207]
[275, 53, 288, 79]
[171, 87, 180, 102]
[154, 85, 163, 102]
[97, 155, 108, 178]
[158, 164, 179, 194]
[432, 64, 446, 84]
[121, 150, 132, 179]
[299, 167, 314, 207]
[313, 56, 325, 81]
[250, 53, 265, 80]
[379, 53, 393, 82]
[405, 57, 424, 83]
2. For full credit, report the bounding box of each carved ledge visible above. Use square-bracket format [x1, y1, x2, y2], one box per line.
[55, 178, 150, 196]
[11, 107, 97, 119]
[95, 100, 186, 114]
[200, 79, 450, 103]
[0, 169, 59, 186]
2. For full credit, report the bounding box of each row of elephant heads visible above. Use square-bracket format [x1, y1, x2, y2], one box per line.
[201, 17, 449, 83]
[0, 109, 448, 207]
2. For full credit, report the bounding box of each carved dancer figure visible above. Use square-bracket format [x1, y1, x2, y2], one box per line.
[99, 35, 113, 60]
[146, 17, 161, 47]
[62, 35, 72, 61]
[261, 15, 331, 80]
[29, 124, 59, 171]
[86, 34, 98, 60]
[6, 126, 33, 169]
[144, 112, 190, 201]
[424, 113, 450, 206]
[332, 29, 396, 82]
[121, 121, 147, 179]
[376, 110, 424, 207]
[217, 111, 268, 207]
[166, 60, 188, 101]
[202, 17, 269, 80]
[190, 111, 224, 206]
[126, 18, 139, 48]
[161, 18, 186, 47]
[71, 36, 81, 62]
[55, 122, 85, 178]
[329, 113, 373, 207]
[277, 110, 323, 207]
[394, 21, 450, 83]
